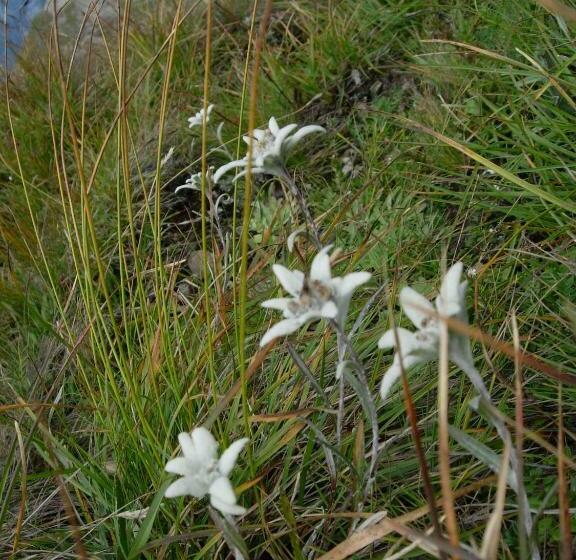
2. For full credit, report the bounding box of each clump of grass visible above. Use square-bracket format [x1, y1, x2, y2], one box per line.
[1, 1, 575, 558]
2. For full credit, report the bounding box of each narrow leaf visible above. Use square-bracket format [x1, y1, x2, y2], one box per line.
[127, 479, 171, 559]
[449, 425, 518, 491]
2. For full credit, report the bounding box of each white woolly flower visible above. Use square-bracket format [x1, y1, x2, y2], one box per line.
[164, 427, 249, 516]
[213, 116, 325, 183]
[175, 167, 214, 194]
[378, 262, 475, 401]
[260, 245, 370, 347]
[188, 104, 214, 128]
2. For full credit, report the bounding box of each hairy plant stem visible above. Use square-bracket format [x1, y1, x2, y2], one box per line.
[209, 508, 248, 560]
[336, 330, 346, 445]
[330, 321, 379, 514]
[458, 359, 539, 560]
[278, 168, 322, 249]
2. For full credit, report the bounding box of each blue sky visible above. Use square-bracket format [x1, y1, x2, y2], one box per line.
[1, 0, 45, 68]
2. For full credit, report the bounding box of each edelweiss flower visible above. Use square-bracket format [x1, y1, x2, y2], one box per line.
[164, 427, 249, 516]
[213, 117, 325, 183]
[378, 262, 474, 400]
[260, 245, 370, 347]
[188, 104, 214, 128]
[175, 168, 214, 194]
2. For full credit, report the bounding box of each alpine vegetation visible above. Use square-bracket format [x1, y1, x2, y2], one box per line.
[188, 103, 214, 128]
[378, 262, 475, 401]
[260, 245, 371, 347]
[4, 3, 573, 559]
[175, 168, 214, 193]
[213, 116, 325, 183]
[164, 427, 249, 516]
[378, 262, 540, 559]
[158, 106, 545, 559]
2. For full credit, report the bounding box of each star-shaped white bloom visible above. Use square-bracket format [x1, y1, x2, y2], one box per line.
[378, 262, 475, 401]
[164, 427, 249, 516]
[260, 245, 371, 347]
[175, 168, 214, 194]
[213, 117, 325, 183]
[188, 104, 214, 128]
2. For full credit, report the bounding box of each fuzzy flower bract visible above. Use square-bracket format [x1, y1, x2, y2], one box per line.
[378, 262, 474, 400]
[175, 168, 214, 194]
[213, 116, 325, 183]
[164, 427, 249, 516]
[188, 104, 214, 128]
[260, 245, 370, 347]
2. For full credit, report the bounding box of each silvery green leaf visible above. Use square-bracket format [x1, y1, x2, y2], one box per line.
[449, 425, 518, 491]
[209, 508, 250, 560]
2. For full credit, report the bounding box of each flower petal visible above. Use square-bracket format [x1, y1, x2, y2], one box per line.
[310, 246, 332, 283]
[273, 123, 299, 155]
[268, 117, 280, 135]
[165, 457, 196, 476]
[175, 183, 199, 194]
[272, 264, 304, 296]
[252, 128, 267, 142]
[283, 124, 325, 151]
[437, 262, 464, 315]
[213, 159, 247, 183]
[165, 477, 207, 499]
[379, 361, 403, 402]
[399, 287, 435, 329]
[191, 427, 218, 461]
[260, 318, 301, 347]
[211, 495, 247, 515]
[287, 228, 305, 253]
[379, 352, 426, 401]
[320, 300, 338, 319]
[261, 298, 292, 311]
[218, 438, 249, 476]
[209, 476, 238, 506]
[378, 327, 416, 350]
[177, 432, 197, 461]
[338, 271, 371, 298]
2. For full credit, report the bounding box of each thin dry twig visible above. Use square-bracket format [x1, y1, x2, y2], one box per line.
[480, 438, 510, 559]
[316, 477, 496, 560]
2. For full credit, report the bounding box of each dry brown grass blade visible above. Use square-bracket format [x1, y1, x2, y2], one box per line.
[386, 286, 445, 558]
[502, 414, 576, 472]
[17, 397, 88, 559]
[316, 476, 496, 560]
[395, 297, 576, 386]
[535, 0, 576, 21]
[445, 315, 576, 386]
[399, 364, 446, 560]
[0, 402, 76, 413]
[382, 518, 482, 560]
[480, 438, 510, 559]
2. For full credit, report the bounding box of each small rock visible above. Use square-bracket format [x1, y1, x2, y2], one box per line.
[187, 251, 216, 278]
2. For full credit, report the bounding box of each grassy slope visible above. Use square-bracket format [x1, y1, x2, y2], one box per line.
[1, 0, 575, 557]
